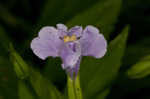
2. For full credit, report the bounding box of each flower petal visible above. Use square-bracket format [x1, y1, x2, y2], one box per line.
[57, 24, 68, 31]
[31, 26, 63, 60]
[60, 41, 81, 69]
[65, 57, 81, 79]
[57, 24, 68, 37]
[74, 57, 81, 77]
[80, 25, 107, 58]
[68, 26, 82, 37]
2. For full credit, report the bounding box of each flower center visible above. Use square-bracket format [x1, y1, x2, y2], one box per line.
[63, 34, 77, 43]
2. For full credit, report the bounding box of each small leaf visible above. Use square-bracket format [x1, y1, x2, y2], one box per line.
[80, 26, 129, 98]
[127, 55, 150, 79]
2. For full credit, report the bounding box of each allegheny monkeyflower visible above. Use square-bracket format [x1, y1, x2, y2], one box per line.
[31, 24, 107, 79]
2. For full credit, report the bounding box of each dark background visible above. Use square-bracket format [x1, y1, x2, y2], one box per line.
[0, 0, 150, 99]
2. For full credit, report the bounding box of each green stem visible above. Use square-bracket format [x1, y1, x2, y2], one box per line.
[74, 74, 83, 99]
[67, 74, 83, 99]
[67, 76, 76, 99]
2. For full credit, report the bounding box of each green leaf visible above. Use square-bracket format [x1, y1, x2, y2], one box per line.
[0, 26, 18, 99]
[9, 44, 63, 99]
[30, 69, 63, 99]
[127, 55, 150, 79]
[9, 44, 30, 79]
[0, 55, 18, 99]
[67, 0, 122, 39]
[80, 26, 129, 98]
[18, 81, 36, 99]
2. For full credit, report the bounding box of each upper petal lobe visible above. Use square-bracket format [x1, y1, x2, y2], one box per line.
[57, 24, 68, 37]
[68, 26, 82, 37]
[57, 24, 68, 31]
[80, 25, 107, 58]
[31, 26, 63, 60]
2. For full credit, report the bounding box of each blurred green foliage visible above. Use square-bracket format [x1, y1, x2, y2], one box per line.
[10, 44, 63, 99]
[127, 55, 150, 79]
[0, 0, 150, 99]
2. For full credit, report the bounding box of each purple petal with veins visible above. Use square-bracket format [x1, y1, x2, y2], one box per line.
[68, 26, 82, 37]
[31, 26, 63, 60]
[80, 25, 107, 58]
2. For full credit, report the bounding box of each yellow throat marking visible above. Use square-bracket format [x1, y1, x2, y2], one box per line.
[63, 34, 77, 43]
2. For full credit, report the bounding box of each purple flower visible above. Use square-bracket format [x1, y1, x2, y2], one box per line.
[31, 24, 107, 78]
